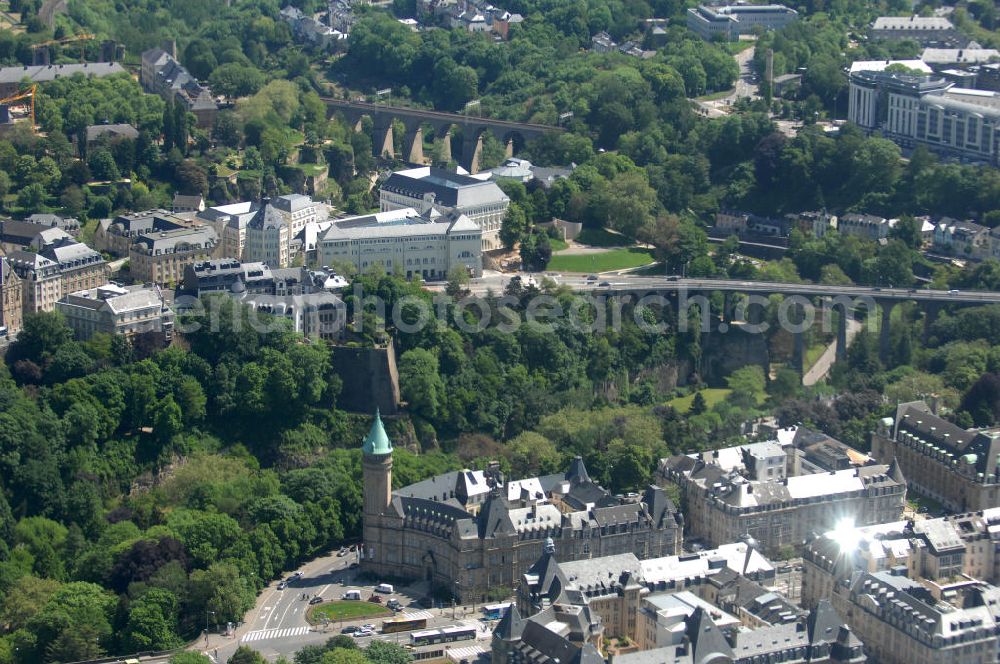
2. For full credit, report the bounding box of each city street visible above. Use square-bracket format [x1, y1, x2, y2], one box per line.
[200, 550, 492, 662]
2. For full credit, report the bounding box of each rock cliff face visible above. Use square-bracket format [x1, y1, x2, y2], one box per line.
[330, 338, 401, 415]
[701, 323, 770, 383]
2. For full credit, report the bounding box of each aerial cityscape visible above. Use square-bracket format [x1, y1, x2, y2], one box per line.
[3, 0, 1000, 663]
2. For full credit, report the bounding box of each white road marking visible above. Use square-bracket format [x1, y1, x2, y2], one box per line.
[400, 610, 433, 621]
[241, 626, 310, 642]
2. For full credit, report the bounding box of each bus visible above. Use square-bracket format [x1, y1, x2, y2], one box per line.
[409, 625, 477, 646]
[382, 616, 429, 634]
[482, 603, 512, 620]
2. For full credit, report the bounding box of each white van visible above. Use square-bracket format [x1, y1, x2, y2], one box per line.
[342, 590, 362, 600]
[375, 583, 394, 594]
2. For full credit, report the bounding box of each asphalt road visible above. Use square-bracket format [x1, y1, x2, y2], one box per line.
[463, 273, 1000, 305]
[200, 550, 489, 662]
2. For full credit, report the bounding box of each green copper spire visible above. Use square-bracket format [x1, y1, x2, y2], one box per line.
[362, 408, 392, 456]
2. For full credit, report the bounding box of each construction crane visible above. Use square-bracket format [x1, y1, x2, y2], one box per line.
[0, 85, 37, 128]
[31, 33, 95, 62]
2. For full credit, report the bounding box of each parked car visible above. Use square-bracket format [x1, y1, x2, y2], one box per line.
[375, 583, 394, 594]
[342, 590, 362, 600]
[337, 549, 348, 557]
[387, 599, 402, 611]
[277, 582, 287, 590]
[354, 629, 374, 638]
[369, 594, 383, 603]
[342, 626, 360, 634]
[309, 596, 324, 605]
[361, 624, 376, 631]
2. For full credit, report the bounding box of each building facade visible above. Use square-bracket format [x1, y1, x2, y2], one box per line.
[140, 47, 218, 128]
[686, 3, 798, 41]
[802, 524, 1000, 664]
[837, 213, 894, 241]
[245, 200, 291, 268]
[871, 400, 1000, 512]
[6, 251, 62, 314]
[129, 226, 218, 284]
[181, 259, 346, 341]
[0, 257, 22, 336]
[361, 415, 683, 603]
[195, 202, 256, 261]
[41, 239, 109, 295]
[870, 16, 964, 47]
[380, 167, 509, 251]
[56, 284, 173, 341]
[495, 542, 865, 664]
[660, 429, 907, 554]
[318, 207, 482, 280]
[848, 68, 1000, 165]
[95, 209, 196, 257]
[271, 194, 318, 235]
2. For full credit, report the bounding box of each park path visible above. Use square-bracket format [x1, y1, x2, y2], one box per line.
[802, 319, 862, 386]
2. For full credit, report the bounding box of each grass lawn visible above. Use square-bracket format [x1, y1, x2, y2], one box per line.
[805, 342, 827, 369]
[576, 227, 630, 247]
[696, 89, 734, 101]
[307, 601, 391, 625]
[724, 40, 755, 55]
[298, 163, 329, 176]
[549, 237, 569, 252]
[666, 388, 732, 412]
[548, 248, 654, 273]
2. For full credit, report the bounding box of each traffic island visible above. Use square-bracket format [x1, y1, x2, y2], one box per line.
[307, 600, 393, 625]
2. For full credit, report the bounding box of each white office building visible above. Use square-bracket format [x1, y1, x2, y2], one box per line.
[318, 207, 482, 280]
[849, 68, 1000, 165]
[686, 3, 798, 41]
[380, 167, 508, 251]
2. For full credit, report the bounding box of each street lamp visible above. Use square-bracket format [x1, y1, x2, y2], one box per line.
[206, 610, 216, 639]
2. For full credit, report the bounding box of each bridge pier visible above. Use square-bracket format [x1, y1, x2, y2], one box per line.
[438, 131, 452, 165]
[790, 301, 807, 375]
[836, 307, 848, 362]
[462, 131, 484, 174]
[405, 126, 424, 165]
[374, 120, 394, 160]
[879, 300, 895, 364]
[722, 292, 734, 325]
[923, 301, 941, 343]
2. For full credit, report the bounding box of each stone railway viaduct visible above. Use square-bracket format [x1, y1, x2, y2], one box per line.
[322, 98, 564, 173]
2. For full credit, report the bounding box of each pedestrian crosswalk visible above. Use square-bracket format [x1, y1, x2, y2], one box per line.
[446, 645, 487, 661]
[241, 626, 310, 642]
[400, 610, 434, 621]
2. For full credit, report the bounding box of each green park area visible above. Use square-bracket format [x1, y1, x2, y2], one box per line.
[548, 248, 655, 273]
[307, 601, 392, 625]
[666, 388, 732, 412]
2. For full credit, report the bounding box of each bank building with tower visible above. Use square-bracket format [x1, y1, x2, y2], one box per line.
[359, 411, 685, 602]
